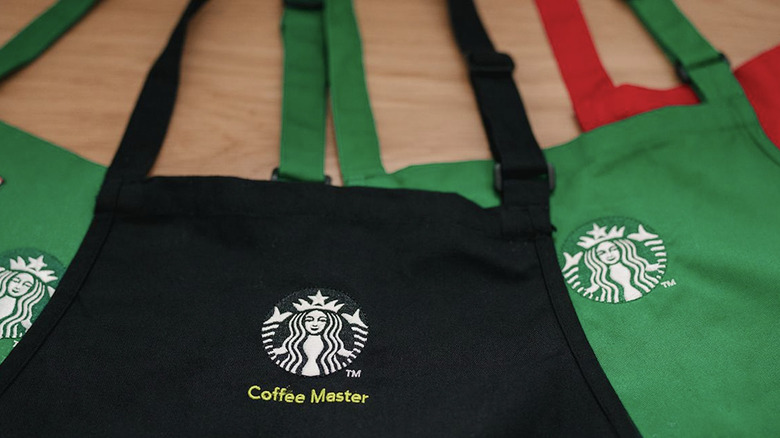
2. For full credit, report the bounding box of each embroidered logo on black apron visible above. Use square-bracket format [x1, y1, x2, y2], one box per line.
[263, 288, 368, 377]
[560, 218, 667, 303]
[0, 250, 63, 353]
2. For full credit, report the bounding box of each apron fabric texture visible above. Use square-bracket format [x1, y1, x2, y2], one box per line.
[0, 0, 104, 362]
[282, 0, 780, 435]
[0, 1, 639, 436]
[544, 1, 780, 434]
[533, 0, 780, 146]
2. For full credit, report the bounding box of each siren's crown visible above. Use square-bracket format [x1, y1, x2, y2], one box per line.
[577, 224, 625, 249]
[8, 256, 58, 284]
[293, 290, 345, 313]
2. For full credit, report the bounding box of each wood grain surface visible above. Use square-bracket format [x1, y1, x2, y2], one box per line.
[1, 0, 778, 183]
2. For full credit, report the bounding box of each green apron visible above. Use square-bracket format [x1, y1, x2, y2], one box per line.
[0, 0, 105, 362]
[545, 2, 780, 435]
[280, 0, 780, 435]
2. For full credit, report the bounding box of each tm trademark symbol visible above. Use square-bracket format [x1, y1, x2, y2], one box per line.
[346, 369, 362, 378]
[662, 279, 677, 288]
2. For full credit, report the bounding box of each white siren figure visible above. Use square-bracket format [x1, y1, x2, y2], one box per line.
[578, 224, 661, 303]
[266, 290, 366, 377]
[0, 256, 57, 338]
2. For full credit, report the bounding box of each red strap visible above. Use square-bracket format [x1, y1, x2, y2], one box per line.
[533, 0, 614, 128]
[534, 0, 698, 131]
[735, 45, 780, 147]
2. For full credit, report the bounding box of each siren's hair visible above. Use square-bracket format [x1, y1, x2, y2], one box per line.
[0, 270, 47, 338]
[318, 313, 346, 374]
[584, 239, 657, 303]
[615, 239, 659, 292]
[279, 310, 346, 375]
[279, 313, 307, 373]
[584, 249, 620, 303]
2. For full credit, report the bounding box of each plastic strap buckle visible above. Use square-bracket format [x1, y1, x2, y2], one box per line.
[283, 0, 323, 10]
[674, 52, 729, 84]
[466, 51, 515, 76]
[271, 168, 332, 185]
[493, 162, 555, 193]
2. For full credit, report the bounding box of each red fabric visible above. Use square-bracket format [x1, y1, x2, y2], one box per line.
[735, 46, 780, 147]
[534, 0, 780, 147]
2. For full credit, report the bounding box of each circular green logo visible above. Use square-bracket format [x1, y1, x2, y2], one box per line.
[0, 249, 64, 341]
[559, 218, 667, 304]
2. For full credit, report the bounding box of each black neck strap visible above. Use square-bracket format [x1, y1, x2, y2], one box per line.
[448, 0, 551, 203]
[104, 0, 209, 181]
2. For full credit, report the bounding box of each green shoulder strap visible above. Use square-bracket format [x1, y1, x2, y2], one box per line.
[0, 0, 99, 80]
[277, 2, 329, 183]
[277, 0, 385, 184]
[323, 0, 385, 183]
[626, 0, 744, 104]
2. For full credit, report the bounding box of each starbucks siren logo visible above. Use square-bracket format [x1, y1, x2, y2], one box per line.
[263, 288, 368, 377]
[560, 218, 667, 303]
[0, 250, 63, 341]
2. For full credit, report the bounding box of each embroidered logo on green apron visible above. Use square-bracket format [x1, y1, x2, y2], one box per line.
[0, 249, 63, 357]
[560, 218, 667, 303]
[263, 289, 368, 377]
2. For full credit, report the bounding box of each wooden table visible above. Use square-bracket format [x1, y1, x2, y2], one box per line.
[1, 0, 778, 184]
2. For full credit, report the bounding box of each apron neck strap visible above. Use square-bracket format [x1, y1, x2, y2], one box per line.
[448, 0, 550, 203]
[277, 0, 385, 184]
[325, 0, 386, 184]
[104, 0, 209, 182]
[626, 0, 742, 103]
[276, 2, 329, 183]
[532, 0, 695, 130]
[0, 0, 98, 81]
[533, 0, 615, 113]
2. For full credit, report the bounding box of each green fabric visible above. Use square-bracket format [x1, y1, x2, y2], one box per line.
[322, 0, 497, 201]
[0, 0, 98, 79]
[0, 1, 104, 363]
[324, 0, 385, 182]
[281, 0, 780, 434]
[542, 3, 780, 435]
[278, 1, 387, 183]
[281, 0, 495, 198]
[629, 0, 720, 70]
[627, 0, 744, 103]
[546, 94, 780, 437]
[278, 7, 328, 182]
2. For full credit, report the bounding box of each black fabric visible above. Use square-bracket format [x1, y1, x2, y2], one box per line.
[106, 0, 208, 181]
[284, 0, 323, 10]
[0, 1, 639, 436]
[448, 0, 549, 202]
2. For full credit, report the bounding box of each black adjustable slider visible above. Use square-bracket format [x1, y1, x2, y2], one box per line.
[466, 51, 515, 76]
[674, 52, 729, 84]
[271, 168, 332, 185]
[284, 0, 322, 10]
[494, 162, 555, 193]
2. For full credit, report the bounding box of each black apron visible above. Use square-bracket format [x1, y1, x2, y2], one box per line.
[0, 1, 638, 436]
